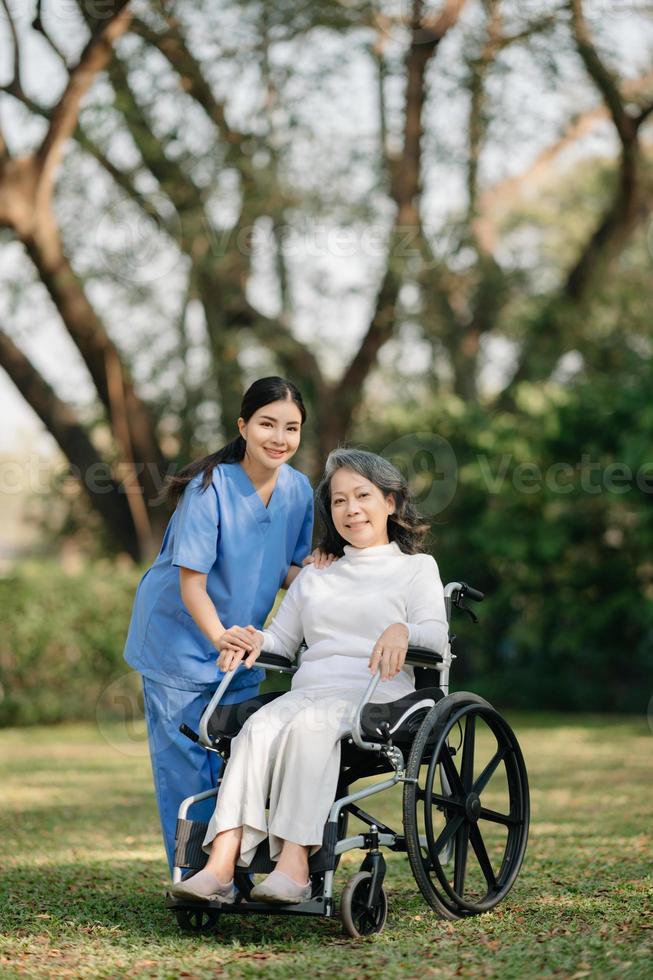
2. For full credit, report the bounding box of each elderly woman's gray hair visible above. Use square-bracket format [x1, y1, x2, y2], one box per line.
[315, 448, 429, 556]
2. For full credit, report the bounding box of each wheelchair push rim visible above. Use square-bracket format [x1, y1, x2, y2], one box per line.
[403, 698, 529, 918]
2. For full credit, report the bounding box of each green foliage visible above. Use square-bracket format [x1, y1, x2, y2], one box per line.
[361, 375, 653, 713]
[0, 562, 143, 727]
[3, 359, 653, 724]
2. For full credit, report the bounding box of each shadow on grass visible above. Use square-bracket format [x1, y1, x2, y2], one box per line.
[0, 860, 348, 947]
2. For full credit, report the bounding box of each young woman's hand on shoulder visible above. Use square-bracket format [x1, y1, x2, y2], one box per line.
[303, 548, 337, 570]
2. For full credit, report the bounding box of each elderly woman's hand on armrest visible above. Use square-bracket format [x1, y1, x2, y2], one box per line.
[369, 623, 409, 681]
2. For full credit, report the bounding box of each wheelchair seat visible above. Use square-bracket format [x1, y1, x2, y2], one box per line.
[205, 686, 444, 747]
[206, 690, 285, 741]
[358, 687, 444, 743]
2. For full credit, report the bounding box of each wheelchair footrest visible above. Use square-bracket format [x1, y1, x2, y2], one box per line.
[166, 892, 332, 917]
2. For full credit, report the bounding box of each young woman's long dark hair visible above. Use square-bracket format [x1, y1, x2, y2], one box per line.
[315, 448, 430, 556]
[166, 377, 307, 505]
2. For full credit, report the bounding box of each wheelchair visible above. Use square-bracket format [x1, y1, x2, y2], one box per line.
[166, 580, 530, 938]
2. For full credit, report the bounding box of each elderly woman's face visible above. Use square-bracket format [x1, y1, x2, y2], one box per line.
[330, 467, 395, 549]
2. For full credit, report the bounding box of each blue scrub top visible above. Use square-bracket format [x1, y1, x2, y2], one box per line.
[123, 461, 314, 691]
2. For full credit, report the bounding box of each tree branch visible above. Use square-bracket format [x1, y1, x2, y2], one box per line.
[0, 4, 171, 557]
[569, 0, 635, 143]
[75, 123, 175, 230]
[100, 8, 309, 428]
[316, 0, 467, 453]
[392, 0, 465, 222]
[0, 70, 180, 249]
[636, 100, 653, 128]
[0, 326, 139, 558]
[107, 52, 206, 237]
[239, 306, 324, 392]
[20, 219, 168, 535]
[466, 0, 502, 237]
[468, 5, 559, 241]
[371, 34, 394, 183]
[564, 0, 645, 299]
[484, 4, 651, 409]
[36, 2, 132, 193]
[0, 0, 24, 99]
[32, 0, 68, 68]
[454, 2, 561, 400]
[564, 147, 640, 301]
[107, 32, 294, 431]
[131, 14, 245, 154]
[476, 72, 653, 253]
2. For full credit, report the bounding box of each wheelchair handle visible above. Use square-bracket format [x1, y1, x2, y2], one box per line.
[179, 723, 200, 743]
[460, 582, 484, 603]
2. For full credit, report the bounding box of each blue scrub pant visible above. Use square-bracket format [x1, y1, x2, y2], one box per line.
[142, 674, 260, 872]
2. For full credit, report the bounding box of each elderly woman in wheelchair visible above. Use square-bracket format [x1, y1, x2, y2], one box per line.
[168, 448, 529, 937]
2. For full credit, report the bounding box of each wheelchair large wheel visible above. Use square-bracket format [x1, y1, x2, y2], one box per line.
[340, 871, 388, 938]
[403, 694, 529, 919]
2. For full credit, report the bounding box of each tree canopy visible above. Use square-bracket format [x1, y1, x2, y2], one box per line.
[1, 0, 652, 560]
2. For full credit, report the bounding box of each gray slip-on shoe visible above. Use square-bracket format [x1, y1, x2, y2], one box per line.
[250, 870, 312, 905]
[170, 870, 237, 904]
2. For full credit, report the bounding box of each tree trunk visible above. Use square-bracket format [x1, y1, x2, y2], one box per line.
[23, 218, 170, 554]
[0, 327, 139, 558]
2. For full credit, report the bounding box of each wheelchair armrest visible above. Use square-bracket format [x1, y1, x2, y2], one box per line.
[258, 652, 297, 674]
[198, 652, 296, 746]
[405, 645, 444, 668]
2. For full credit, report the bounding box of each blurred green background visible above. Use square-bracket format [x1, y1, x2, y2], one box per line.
[1, 0, 652, 724]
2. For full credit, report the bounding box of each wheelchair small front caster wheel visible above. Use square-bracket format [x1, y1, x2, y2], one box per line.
[174, 907, 219, 932]
[340, 871, 388, 938]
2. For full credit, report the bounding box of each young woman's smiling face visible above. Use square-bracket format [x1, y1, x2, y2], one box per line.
[330, 467, 395, 549]
[238, 397, 302, 470]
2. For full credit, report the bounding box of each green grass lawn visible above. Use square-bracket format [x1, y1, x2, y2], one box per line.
[0, 714, 651, 978]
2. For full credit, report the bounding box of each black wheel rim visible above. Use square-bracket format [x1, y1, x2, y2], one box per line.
[176, 908, 218, 931]
[411, 703, 529, 915]
[350, 879, 386, 935]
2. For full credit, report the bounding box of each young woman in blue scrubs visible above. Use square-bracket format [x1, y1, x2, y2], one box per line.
[123, 377, 315, 870]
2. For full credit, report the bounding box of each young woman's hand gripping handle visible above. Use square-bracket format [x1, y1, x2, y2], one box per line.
[217, 632, 263, 672]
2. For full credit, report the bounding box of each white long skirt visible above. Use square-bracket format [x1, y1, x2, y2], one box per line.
[201, 685, 363, 865]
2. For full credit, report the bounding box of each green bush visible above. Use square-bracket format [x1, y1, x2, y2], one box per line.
[0, 562, 288, 727]
[361, 374, 653, 713]
[0, 562, 143, 726]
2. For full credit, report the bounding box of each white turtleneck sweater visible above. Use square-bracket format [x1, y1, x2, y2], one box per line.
[259, 541, 449, 701]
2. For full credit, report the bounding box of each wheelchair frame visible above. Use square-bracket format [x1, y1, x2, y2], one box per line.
[167, 580, 530, 937]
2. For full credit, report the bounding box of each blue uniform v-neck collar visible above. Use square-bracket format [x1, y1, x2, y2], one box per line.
[230, 461, 286, 525]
